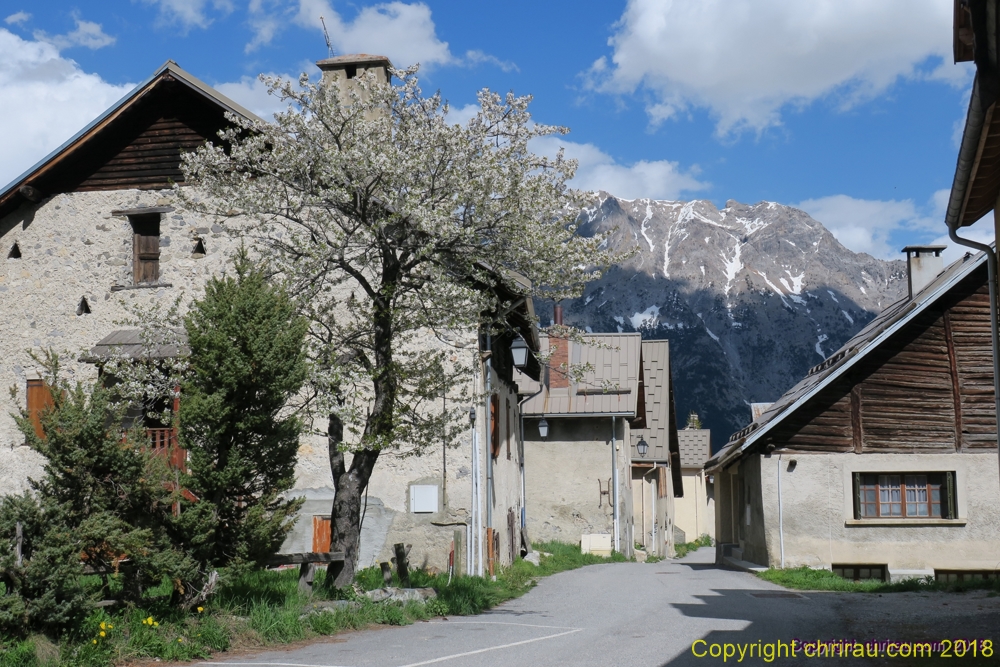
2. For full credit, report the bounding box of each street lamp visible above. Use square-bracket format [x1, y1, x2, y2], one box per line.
[538, 418, 549, 439]
[510, 336, 529, 368]
[636, 437, 649, 458]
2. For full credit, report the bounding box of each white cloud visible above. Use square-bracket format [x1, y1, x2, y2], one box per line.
[293, 0, 452, 69]
[0, 28, 134, 187]
[796, 190, 947, 259]
[590, 0, 973, 135]
[930, 218, 994, 265]
[214, 73, 299, 120]
[140, 0, 234, 30]
[464, 50, 518, 73]
[34, 17, 116, 50]
[5, 12, 30, 25]
[533, 136, 707, 200]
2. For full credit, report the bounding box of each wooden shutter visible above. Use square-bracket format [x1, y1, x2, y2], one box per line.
[312, 516, 332, 553]
[945, 472, 956, 520]
[26, 379, 54, 440]
[852, 472, 861, 520]
[132, 214, 160, 284]
[490, 394, 500, 459]
[658, 466, 668, 498]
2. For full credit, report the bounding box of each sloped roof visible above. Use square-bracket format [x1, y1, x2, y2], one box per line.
[678, 429, 711, 469]
[630, 340, 671, 460]
[0, 60, 262, 218]
[707, 248, 987, 471]
[85, 329, 189, 361]
[521, 333, 642, 417]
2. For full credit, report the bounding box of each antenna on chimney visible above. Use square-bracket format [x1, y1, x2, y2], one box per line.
[320, 16, 334, 58]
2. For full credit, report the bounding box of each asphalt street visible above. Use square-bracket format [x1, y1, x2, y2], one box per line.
[196, 548, 1000, 667]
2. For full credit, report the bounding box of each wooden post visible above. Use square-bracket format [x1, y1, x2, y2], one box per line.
[379, 561, 393, 586]
[15, 521, 23, 568]
[298, 562, 316, 595]
[393, 543, 410, 587]
[452, 529, 463, 578]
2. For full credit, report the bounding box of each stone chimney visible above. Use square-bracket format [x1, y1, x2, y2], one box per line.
[316, 54, 392, 106]
[902, 245, 946, 299]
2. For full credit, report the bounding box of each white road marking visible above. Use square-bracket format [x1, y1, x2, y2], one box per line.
[432, 621, 579, 630]
[394, 627, 584, 667]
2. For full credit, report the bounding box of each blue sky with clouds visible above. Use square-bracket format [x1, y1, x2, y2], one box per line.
[1, 0, 992, 261]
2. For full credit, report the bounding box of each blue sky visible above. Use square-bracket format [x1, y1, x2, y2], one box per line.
[0, 0, 993, 261]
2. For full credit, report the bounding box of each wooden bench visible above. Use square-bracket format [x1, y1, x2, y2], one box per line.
[267, 551, 345, 594]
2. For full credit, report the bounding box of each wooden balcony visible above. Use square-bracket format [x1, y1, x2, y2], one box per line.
[146, 427, 187, 470]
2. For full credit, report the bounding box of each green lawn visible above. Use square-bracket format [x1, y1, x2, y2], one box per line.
[757, 566, 1000, 594]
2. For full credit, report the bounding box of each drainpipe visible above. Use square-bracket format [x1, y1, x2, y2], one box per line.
[611, 416, 620, 553]
[517, 384, 544, 532]
[947, 225, 1000, 482]
[777, 453, 785, 569]
[485, 334, 495, 578]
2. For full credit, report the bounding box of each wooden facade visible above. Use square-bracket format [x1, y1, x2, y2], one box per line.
[759, 264, 996, 455]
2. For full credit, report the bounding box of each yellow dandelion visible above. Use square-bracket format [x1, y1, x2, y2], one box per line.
[99, 631, 106, 637]
[197, 606, 204, 613]
[108, 624, 113, 629]
[100, 622, 106, 630]
[92, 640, 97, 645]
[177, 638, 183, 643]
[153, 621, 159, 627]
[146, 616, 154, 625]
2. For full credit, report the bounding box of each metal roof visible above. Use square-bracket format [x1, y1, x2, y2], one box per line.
[706, 247, 988, 471]
[85, 329, 189, 362]
[0, 60, 263, 216]
[677, 429, 712, 469]
[630, 339, 671, 460]
[521, 332, 642, 417]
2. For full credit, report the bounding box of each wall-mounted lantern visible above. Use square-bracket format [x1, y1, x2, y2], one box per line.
[510, 336, 529, 368]
[636, 437, 649, 458]
[538, 418, 549, 439]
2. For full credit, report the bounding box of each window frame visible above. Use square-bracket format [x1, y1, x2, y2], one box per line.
[852, 471, 956, 520]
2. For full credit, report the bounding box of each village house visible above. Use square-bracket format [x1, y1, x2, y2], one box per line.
[520, 313, 683, 559]
[707, 246, 1000, 581]
[672, 427, 714, 544]
[0, 56, 540, 577]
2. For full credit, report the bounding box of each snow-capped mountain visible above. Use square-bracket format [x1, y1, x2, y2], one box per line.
[545, 193, 908, 451]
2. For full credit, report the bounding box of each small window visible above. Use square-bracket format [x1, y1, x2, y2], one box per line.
[506, 398, 512, 460]
[935, 570, 999, 583]
[76, 296, 91, 315]
[833, 564, 887, 582]
[131, 214, 161, 284]
[192, 238, 206, 256]
[410, 484, 439, 513]
[853, 472, 955, 519]
[490, 394, 500, 459]
[8, 242, 21, 259]
[345, 64, 358, 79]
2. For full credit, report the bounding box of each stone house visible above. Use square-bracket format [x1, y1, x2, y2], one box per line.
[0, 56, 540, 577]
[707, 247, 1000, 581]
[520, 321, 683, 558]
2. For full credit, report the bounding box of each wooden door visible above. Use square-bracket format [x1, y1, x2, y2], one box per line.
[26, 379, 53, 439]
[132, 215, 160, 284]
[312, 516, 331, 553]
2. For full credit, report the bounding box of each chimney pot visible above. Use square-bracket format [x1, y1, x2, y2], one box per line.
[553, 303, 563, 326]
[902, 245, 946, 299]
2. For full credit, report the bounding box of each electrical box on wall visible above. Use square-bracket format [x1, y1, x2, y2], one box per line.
[410, 485, 439, 513]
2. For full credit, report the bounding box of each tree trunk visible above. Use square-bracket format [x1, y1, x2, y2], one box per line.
[324, 413, 380, 589]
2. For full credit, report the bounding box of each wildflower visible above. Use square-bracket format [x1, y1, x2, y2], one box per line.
[197, 606, 204, 613]
[99, 631, 106, 637]
[153, 621, 159, 627]
[92, 640, 97, 645]
[177, 638, 183, 643]
[100, 622, 106, 630]
[108, 624, 114, 629]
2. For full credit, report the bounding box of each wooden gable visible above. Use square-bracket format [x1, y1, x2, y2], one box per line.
[0, 63, 256, 220]
[39, 76, 232, 194]
[761, 264, 995, 454]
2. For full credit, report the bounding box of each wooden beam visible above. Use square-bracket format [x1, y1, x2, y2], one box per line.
[18, 185, 43, 202]
[850, 386, 863, 454]
[267, 551, 345, 566]
[944, 310, 964, 452]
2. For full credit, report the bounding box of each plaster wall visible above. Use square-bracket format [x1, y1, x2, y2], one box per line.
[631, 464, 674, 557]
[523, 417, 633, 556]
[673, 469, 715, 542]
[745, 452, 1000, 575]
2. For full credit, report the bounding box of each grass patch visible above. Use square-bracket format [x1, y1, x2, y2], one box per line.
[758, 567, 1000, 594]
[2, 541, 624, 665]
[674, 534, 713, 559]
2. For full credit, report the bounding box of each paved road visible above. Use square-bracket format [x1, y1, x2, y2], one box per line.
[199, 548, 1000, 667]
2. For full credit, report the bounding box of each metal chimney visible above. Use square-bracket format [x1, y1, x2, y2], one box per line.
[553, 303, 563, 326]
[902, 245, 946, 299]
